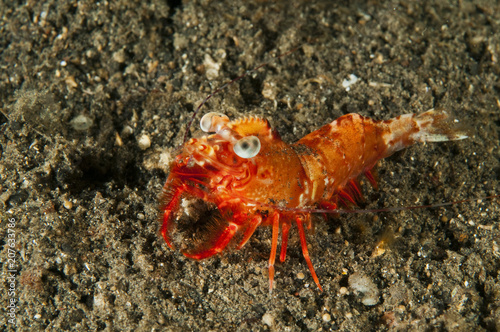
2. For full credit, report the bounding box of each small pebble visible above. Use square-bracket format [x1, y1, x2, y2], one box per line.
[262, 82, 277, 100]
[115, 132, 123, 146]
[70, 114, 93, 131]
[65, 75, 78, 88]
[122, 125, 134, 136]
[112, 48, 126, 63]
[137, 134, 151, 150]
[322, 313, 331, 322]
[262, 313, 274, 327]
[297, 272, 305, 280]
[203, 54, 220, 80]
[63, 199, 72, 210]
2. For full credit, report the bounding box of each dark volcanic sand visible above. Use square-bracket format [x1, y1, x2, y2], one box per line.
[1, 0, 499, 331]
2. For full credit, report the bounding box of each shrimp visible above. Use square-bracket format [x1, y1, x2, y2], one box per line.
[159, 109, 467, 291]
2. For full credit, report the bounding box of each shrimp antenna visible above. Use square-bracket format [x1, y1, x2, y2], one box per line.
[182, 45, 303, 144]
[229, 192, 499, 215]
[285, 195, 500, 214]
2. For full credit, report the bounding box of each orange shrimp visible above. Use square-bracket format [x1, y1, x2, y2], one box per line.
[159, 109, 467, 291]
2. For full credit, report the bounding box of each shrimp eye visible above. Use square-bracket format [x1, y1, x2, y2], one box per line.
[200, 112, 229, 132]
[233, 136, 261, 158]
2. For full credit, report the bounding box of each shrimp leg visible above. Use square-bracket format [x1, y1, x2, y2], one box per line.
[296, 214, 323, 292]
[268, 212, 280, 292]
[183, 222, 239, 260]
[160, 185, 185, 249]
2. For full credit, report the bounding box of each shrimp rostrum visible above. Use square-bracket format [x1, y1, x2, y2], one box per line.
[159, 109, 467, 291]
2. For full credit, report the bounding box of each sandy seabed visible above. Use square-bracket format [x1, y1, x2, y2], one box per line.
[1, 0, 499, 331]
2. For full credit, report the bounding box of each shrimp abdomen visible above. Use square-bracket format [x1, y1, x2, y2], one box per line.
[294, 110, 467, 203]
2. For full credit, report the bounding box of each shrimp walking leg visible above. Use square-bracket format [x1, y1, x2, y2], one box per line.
[268, 212, 280, 292]
[237, 215, 263, 249]
[279, 221, 291, 262]
[296, 215, 323, 292]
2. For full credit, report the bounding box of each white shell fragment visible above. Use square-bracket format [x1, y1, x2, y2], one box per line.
[348, 272, 380, 306]
[203, 54, 220, 80]
[233, 136, 261, 158]
[70, 114, 93, 131]
[342, 74, 359, 91]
